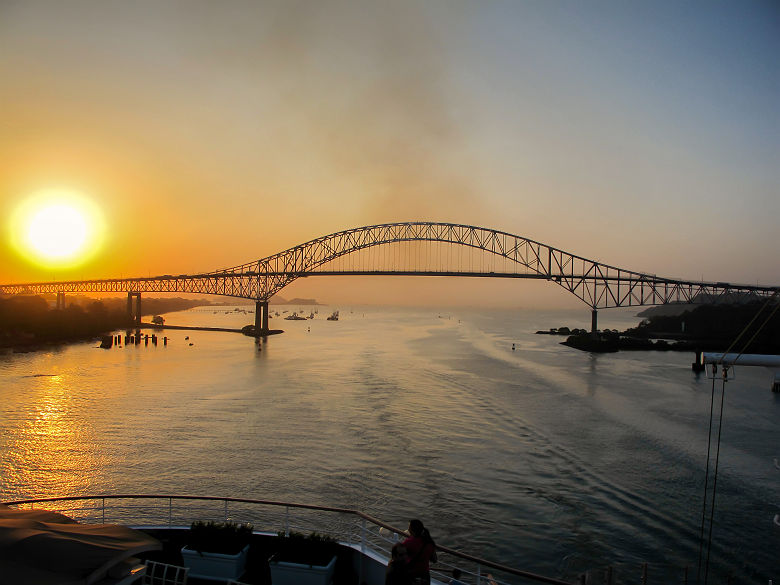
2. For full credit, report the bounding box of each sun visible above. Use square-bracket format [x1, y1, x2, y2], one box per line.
[10, 189, 105, 270]
[26, 203, 89, 259]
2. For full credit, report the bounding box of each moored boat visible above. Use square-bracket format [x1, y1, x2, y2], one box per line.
[284, 312, 307, 321]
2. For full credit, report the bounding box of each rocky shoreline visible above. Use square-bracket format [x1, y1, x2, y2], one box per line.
[541, 301, 780, 354]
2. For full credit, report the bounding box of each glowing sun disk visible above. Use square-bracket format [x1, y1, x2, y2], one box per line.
[26, 204, 89, 259]
[10, 189, 105, 270]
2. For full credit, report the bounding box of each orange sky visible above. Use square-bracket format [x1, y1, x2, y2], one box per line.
[1, 2, 778, 309]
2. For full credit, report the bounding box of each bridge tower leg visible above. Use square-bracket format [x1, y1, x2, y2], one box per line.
[255, 300, 269, 335]
[591, 309, 598, 337]
[127, 292, 142, 326]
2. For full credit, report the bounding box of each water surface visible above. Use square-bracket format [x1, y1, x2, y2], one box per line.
[1, 306, 777, 583]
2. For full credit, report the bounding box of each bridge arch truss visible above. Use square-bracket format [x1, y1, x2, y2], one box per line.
[1, 222, 777, 310]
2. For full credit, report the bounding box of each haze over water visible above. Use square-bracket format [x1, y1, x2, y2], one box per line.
[0, 306, 777, 583]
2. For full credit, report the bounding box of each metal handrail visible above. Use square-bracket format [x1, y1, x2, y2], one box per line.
[2, 494, 575, 585]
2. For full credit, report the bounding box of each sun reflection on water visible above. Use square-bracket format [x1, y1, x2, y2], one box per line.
[3, 373, 103, 499]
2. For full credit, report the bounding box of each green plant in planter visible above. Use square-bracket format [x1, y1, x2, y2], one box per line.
[187, 521, 253, 555]
[272, 531, 338, 566]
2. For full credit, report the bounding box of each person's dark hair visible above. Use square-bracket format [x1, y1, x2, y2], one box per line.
[408, 519, 436, 548]
[408, 519, 425, 537]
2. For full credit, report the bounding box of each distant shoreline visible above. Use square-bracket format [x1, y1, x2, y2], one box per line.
[543, 301, 780, 354]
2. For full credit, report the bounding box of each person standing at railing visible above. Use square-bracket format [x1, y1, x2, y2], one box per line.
[402, 519, 437, 585]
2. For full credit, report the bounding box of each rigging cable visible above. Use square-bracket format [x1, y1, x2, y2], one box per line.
[696, 290, 780, 584]
[696, 370, 718, 584]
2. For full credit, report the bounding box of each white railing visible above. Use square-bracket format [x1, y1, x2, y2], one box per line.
[3, 494, 575, 585]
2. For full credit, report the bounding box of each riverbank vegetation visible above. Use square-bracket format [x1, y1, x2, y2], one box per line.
[556, 301, 780, 353]
[0, 295, 211, 350]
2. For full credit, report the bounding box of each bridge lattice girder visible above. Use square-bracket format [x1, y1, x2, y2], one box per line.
[1, 222, 777, 309]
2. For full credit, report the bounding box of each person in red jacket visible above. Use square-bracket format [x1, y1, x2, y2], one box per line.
[402, 519, 437, 585]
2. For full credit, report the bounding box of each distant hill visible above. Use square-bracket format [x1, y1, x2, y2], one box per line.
[208, 295, 322, 306]
[636, 303, 694, 318]
[271, 297, 320, 305]
[628, 300, 780, 353]
[66, 296, 212, 316]
[562, 300, 780, 353]
[637, 291, 766, 318]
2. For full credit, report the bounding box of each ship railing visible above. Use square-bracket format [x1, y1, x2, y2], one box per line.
[3, 494, 576, 585]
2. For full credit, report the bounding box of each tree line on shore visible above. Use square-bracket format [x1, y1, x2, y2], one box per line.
[561, 301, 780, 353]
[0, 295, 211, 349]
[626, 301, 780, 350]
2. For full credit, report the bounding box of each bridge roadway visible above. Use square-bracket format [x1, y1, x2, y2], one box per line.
[1, 222, 778, 334]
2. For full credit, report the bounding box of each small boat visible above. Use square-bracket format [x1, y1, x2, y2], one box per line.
[327, 311, 339, 321]
[284, 312, 307, 321]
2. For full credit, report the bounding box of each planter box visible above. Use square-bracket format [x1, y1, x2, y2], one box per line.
[181, 544, 249, 581]
[270, 554, 337, 585]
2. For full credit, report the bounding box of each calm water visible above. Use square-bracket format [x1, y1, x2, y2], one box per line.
[0, 305, 777, 583]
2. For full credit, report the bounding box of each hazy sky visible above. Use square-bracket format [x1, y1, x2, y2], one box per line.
[1, 1, 778, 308]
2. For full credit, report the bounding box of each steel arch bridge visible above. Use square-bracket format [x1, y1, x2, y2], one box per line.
[1, 222, 777, 332]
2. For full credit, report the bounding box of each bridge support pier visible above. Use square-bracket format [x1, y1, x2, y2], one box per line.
[127, 292, 142, 326]
[255, 300, 269, 335]
[591, 309, 598, 337]
[55, 291, 65, 309]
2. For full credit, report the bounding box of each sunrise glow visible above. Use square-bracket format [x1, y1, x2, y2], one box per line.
[10, 190, 105, 270]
